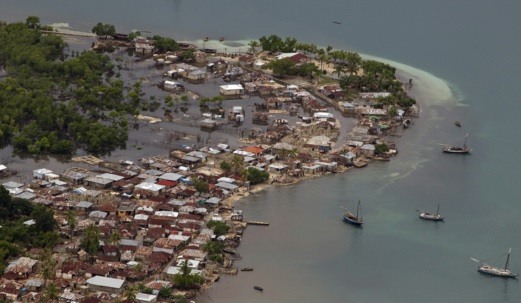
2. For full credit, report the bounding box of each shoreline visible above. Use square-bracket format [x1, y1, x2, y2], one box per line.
[0, 22, 460, 303]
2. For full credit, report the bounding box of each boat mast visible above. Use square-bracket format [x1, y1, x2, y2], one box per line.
[464, 133, 469, 148]
[356, 200, 361, 219]
[436, 204, 440, 216]
[505, 247, 512, 270]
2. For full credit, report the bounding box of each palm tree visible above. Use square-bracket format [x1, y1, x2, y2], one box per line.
[317, 49, 327, 71]
[108, 230, 122, 246]
[123, 285, 138, 302]
[345, 52, 362, 75]
[247, 40, 260, 54]
[66, 210, 76, 238]
[231, 155, 244, 174]
[80, 224, 100, 263]
[44, 283, 59, 302]
[40, 249, 56, 287]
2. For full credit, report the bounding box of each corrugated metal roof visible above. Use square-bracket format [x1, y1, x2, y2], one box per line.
[86, 276, 125, 289]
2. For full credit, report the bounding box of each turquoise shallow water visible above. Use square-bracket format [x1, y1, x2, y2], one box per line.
[1, 0, 521, 302]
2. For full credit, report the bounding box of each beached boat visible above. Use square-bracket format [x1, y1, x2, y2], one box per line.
[341, 200, 363, 226]
[403, 119, 413, 128]
[443, 133, 472, 154]
[418, 204, 444, 221]
[223, 248, 236, 255]
[471, 247, 518, 278]
[241, 267, 253, 271]
[254, 285, 263, 291]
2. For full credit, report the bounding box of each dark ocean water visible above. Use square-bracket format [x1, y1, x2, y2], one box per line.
[1, 1, 521, 302]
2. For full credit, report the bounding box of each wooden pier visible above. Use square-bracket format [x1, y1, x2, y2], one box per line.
[246, 221, 270, 226]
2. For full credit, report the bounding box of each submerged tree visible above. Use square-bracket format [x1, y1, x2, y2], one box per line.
[91, 22, 116, 38]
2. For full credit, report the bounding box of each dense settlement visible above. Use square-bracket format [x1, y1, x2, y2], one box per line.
[0, 18, 418, 302]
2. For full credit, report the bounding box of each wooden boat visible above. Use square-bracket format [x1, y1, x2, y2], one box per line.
[471, 247, 518, 278]
[341, 200, 363, 226]
[443, 133, 472, 154]
[455, 121, 461, 127]
[254, 285, 263, 291]
[241, 267, 253, 271]
[418, 204, 444, 221]
[202, 48, 217, 54]
[222, 248, 236, 255]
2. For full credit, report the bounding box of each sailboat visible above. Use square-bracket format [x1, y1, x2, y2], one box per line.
[443, 133, 472, 154]
[418, 204, 444, 221]
[342, 200, 363, 226]
[471, 247, 518, 278]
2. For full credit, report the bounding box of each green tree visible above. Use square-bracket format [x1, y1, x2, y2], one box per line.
[123, 285, 138, 301]
[25, 16, 40, 29]
[158, 286, 172, 299]
[191, 178, 209, 194]
[31, 204, 56, 233]
[44, 283, 59, 302]
[66, 210, 76, 238]
[375, 143, 390, 155]
[248, 40, 259, 54]
[91, 22, 116, 38]
[128, 31, 141, 40]
[220, 161, 232, 173]
[179, 50, 195, 62]
[109, 230, 122, 246]
[173, 260, 205, 290]
[152, 35, 180, 53]
[207, 221, 230, 237]
[80, 224, 100, 260]
[345, 52, 362, 75]
[230, 155, 244, 174]
[246, 167, 270, 185]
[265, 59, 295, 77]
[40, 249, 56, 286]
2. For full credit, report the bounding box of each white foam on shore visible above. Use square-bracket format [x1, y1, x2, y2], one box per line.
[358, 54, 460, 107]
[47, 22, 70, 29]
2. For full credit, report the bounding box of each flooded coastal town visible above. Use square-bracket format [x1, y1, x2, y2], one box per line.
[0, 22, 418, 303]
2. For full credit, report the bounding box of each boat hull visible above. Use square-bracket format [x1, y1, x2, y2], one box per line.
[419, 213, 444, 221]
[443, 147, 471, 154]
[478, 266, 518, 278]
[343, 213, 363, 226]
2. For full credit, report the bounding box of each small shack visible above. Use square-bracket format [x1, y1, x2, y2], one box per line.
[220, 84, 244, 97]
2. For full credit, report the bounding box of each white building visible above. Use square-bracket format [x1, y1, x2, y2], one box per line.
[220, 84, 244, 96]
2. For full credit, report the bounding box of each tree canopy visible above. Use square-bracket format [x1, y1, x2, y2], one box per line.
[91, 22, 116, 38]
[173, 260, 205, 289]
[0, 20, 141, 155]
[246, 167, 270, 185]
[152, 35, 180, 53]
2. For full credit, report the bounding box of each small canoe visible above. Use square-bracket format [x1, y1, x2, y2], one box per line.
[455, 121, 461, 127]
[241, 267, 253, 271]
[254, 285, 263, 291]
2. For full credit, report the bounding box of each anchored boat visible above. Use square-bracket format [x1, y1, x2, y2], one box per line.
[443, 133, 472, 154]
[341, 200, 363, 226]
[471, 247, 518, 278]
[418, 204, 444, 221]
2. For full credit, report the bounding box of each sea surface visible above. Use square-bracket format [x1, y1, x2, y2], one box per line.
[1, 1, 521, 302]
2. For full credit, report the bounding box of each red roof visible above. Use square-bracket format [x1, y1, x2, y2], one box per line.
[156, 180, 178, 187]
[243, 146, 264, 155]
[287, 53, 309, 64]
